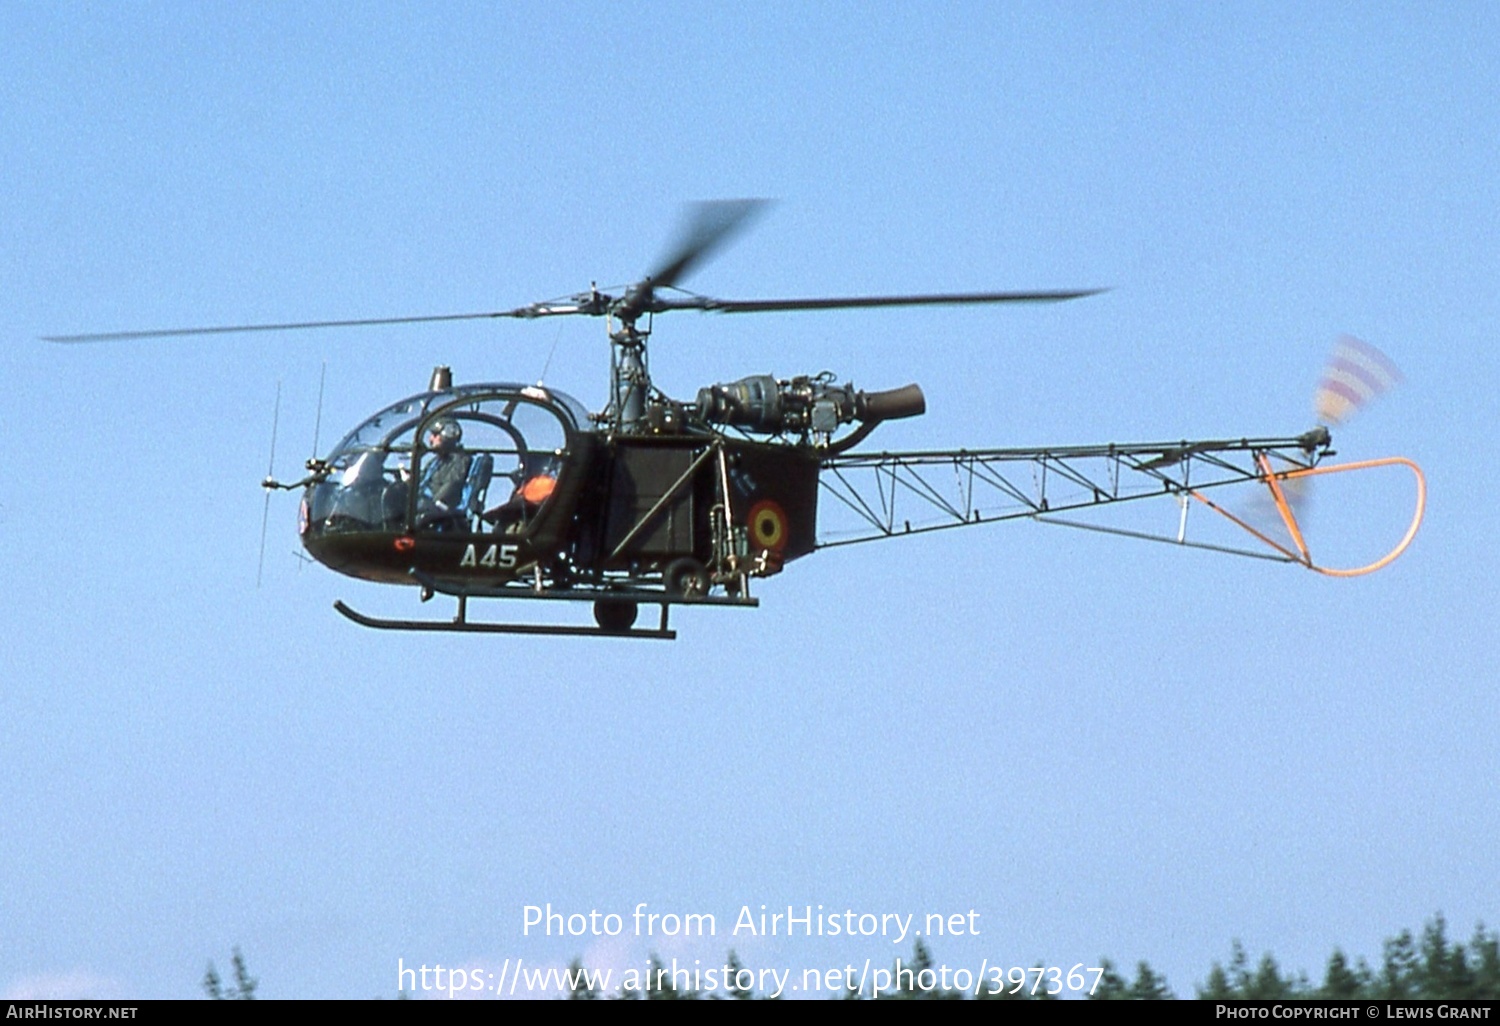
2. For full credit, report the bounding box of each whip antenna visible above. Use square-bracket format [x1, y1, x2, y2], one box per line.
[310, 361, 326, 457]
[257, 381, 282, 588]
[537, 322, 565, 387]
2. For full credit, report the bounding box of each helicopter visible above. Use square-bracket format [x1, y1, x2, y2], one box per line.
[49, 201, 1426, 639]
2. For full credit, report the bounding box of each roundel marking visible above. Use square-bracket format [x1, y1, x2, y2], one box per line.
[748, 499, 788, 552]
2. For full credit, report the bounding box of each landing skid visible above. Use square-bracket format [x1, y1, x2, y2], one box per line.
[407, 571, 759, 608]
[333, 569, 760, 639]
[333, 599, 678, 640]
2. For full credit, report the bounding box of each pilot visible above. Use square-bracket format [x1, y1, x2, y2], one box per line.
[418, 417, 471, 527]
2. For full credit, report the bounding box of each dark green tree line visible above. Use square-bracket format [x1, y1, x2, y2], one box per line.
[203, 947, 258, 1000]
[207, 912, 1500, 999]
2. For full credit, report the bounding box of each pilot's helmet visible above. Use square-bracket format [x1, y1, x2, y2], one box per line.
[427, 418, 462, 451]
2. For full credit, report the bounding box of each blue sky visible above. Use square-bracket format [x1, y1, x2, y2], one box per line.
[2, 2, 1496, 999]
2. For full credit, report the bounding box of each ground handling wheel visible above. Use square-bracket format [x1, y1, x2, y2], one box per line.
[664, 557, 710, 598]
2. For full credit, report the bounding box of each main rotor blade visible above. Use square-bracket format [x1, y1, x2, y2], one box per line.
[614, 199, 769, 321]
[652, 287, 1107, 315]
[42, 308, 549, 343]
[648, 199, 768, 290]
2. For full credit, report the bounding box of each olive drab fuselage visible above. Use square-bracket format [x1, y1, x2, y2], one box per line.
[300, 382, 819, 597]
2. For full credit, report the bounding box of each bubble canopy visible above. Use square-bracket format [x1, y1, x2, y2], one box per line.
[328, 383, 590, 458]
[305, 383, 591, 539]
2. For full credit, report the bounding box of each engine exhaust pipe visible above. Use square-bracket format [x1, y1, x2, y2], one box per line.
[857, 383, 925, 423]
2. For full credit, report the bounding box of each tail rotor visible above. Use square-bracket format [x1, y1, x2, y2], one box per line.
[1315, 334, 1403, 428]
[1235, 335, 1420, 573]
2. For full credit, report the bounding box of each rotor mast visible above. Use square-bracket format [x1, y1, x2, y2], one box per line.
[599, 200, 767, 434]
[607, 306, 652, 433]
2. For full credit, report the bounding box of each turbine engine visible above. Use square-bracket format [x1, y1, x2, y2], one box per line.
[695, 373, 925, 442]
